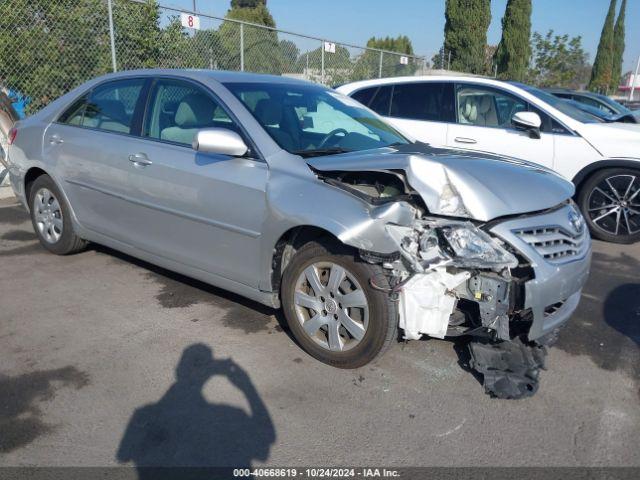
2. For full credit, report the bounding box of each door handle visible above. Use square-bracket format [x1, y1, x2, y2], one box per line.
[454, 137, 477, 144]
[49, 134, 64, 145]
[128, 153, 152, 167]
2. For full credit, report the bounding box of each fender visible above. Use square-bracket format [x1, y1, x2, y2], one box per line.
[572, 158, 640, 190]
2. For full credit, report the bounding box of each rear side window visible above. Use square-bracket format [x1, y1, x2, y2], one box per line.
[58, 95, 89, 126]
[351, 87, 378, 107]
[367, 85, 392, 116]
[390, 82, 455, 122]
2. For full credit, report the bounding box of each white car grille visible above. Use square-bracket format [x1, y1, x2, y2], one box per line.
[514, 225, 589, 264]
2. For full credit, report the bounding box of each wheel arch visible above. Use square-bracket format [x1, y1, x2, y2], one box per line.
[572, 159, 640, 196]
[24, 166, 50, 201]
[270, 225, 344, 295]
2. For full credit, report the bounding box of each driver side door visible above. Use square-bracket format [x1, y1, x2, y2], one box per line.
[446, 83, 555, 169]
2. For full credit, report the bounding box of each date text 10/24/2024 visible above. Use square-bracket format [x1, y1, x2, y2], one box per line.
[233, 468, 401, 478]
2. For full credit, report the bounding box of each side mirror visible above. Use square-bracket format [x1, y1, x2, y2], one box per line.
[192, 128, 248, 157]
[512, 111, 542, 139]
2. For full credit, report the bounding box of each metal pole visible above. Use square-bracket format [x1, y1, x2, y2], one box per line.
[192, 0, 197, 12]
[447, 50, 451, 70]
[630, 55, 640, 102]
[321, 41, 325, 84]
[306, 52, 309, 80]
[107, 0, 117, 72]
[240, 23, 244, 71]
[378, 51, 383, 78]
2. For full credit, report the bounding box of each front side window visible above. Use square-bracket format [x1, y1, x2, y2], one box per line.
[145, 80, 238, 147]
[224, 82, 409, 156]
[456, 84, 527, 128]
[574, 96, 616, 115]
[350, 87, 378, 107]
[83, 79, 145, 134]
[390, 82, 455, 122]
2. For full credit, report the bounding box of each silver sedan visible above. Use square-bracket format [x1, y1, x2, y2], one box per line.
[6, 70, 590, 398]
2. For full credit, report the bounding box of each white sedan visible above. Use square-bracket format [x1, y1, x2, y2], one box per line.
[337, 76, 640, 243]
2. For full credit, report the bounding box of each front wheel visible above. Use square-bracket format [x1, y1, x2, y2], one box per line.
[281, 241, 397, 369]
[578, 168, 640, 244]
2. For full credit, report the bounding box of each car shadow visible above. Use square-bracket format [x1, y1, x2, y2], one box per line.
[89, 244, 291, 337]
[116, 343, 276, 479]
[603, 283, 640, 348]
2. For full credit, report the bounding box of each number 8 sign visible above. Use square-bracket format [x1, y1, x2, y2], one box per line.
[180, 13, 201, 30]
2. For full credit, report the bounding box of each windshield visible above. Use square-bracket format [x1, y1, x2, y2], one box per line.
[592, 94, 632, 115]
[224, 82, 409, 156]
[511, 82, 601, 124]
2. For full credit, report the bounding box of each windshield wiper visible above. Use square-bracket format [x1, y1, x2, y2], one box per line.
[293, 147, 353, 158]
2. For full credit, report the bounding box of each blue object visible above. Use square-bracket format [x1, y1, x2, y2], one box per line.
[8, 89, 29, 118]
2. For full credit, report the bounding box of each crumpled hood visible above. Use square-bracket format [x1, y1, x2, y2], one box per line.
[576, 122, 640, 158]
[307, 143, 574, 221]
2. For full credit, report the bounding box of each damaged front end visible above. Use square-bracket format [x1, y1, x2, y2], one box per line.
[314, 166, 588, 399]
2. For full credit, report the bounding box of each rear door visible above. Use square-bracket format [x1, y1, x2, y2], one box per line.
[446, 83, 555, 169]
[351, 82, 454, 146]
[120, 78, 268, 287]
[44, 77, 149, 238]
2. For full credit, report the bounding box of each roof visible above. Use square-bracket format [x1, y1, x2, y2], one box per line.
[93, 68, 319, 87]
[336, 75, 510, 93]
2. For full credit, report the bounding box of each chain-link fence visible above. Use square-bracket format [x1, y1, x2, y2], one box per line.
[0, 0, 428, 118]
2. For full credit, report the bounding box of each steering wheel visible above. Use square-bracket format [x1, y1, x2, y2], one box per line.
[317, 128, 348, 149]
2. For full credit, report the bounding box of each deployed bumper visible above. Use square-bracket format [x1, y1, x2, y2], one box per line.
[491, 203, 592, 341]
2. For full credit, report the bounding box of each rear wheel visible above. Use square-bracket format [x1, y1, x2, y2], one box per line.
[578, 168, 640, 244]
[281, 241, 397, 369]
[29, 175, 86, 255]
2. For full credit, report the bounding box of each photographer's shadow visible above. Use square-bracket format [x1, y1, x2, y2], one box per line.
[116, 344, 275, 478]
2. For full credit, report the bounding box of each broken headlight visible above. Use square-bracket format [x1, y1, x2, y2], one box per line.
[438, 223, 518, 269]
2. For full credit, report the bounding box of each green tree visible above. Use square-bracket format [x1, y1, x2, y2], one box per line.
[279, 40, 300, 73]
[111, 0, 161, 70]
[0, 0, 111, 113]
[494, 0, 532, 81]
[218, 0, 282, 73]
[443, 0, 491, 74]
[610, 0, 626, 91]
[588, 0, 617, 93]
[528, 30, 591, 88]
[352, 36, 417, 80]
[231, 0, 266, 8]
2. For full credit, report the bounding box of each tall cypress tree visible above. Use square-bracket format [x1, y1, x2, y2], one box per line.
[610, 0, 626, 91]
[444, 0, 491, 74]
[588, 0, 617, 93]
[494, 0, 532, 81]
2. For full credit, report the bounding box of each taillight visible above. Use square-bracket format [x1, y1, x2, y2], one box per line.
[7, 127, 17, 145]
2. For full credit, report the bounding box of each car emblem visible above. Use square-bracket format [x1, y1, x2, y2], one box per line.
[568, 206, 584, 234]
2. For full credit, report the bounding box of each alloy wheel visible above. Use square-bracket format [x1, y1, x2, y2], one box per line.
[33, 187, 64, 244]
[293, 261, 369, 352]
[587, 174, 640, 236]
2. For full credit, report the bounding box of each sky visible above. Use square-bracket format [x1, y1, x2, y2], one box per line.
[171, 0, 640, 72]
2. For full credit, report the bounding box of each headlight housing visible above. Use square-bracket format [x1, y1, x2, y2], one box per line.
[438, 223, 518, 269]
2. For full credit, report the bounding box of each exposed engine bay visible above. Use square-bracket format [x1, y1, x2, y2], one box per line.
[315, 168, 558, 399]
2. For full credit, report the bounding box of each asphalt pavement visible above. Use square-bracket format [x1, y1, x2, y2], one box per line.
[0, 196, 638, 468]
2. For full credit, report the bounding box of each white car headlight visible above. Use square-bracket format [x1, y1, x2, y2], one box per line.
[439, 223, 518, 269]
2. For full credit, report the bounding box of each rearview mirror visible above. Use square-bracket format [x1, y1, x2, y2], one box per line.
[512, 112, 542, 139]
[193, 128, 248, 157]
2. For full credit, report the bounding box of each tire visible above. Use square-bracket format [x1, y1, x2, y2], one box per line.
[28, 175, 87, 255]
[281, 240, 397, 369]
[577, 168, 640, 244]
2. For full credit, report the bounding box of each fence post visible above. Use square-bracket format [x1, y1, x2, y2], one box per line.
[378, 51, 383, 78]
[240, 23, 244, 71]
[107, 0, 117, 72]
[321, 40, 325, 84]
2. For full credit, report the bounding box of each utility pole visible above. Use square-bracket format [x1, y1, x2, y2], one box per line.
[107, 0, 117, 72]
[630, 55, 640, 102]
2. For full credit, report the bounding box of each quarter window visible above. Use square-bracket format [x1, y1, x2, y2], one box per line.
[389, 82, 455, 122]
[145, 80, 238, 147]
[367, 85, 392, 116]
[351, 87, 378, 107]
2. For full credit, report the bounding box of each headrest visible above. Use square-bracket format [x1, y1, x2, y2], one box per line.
[254, 98, 282, 126]
[175, 93, 216, 127]
[460, 97, 477, 122]
[95, 99, 126, 122]
[477, 95, 492, 114]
